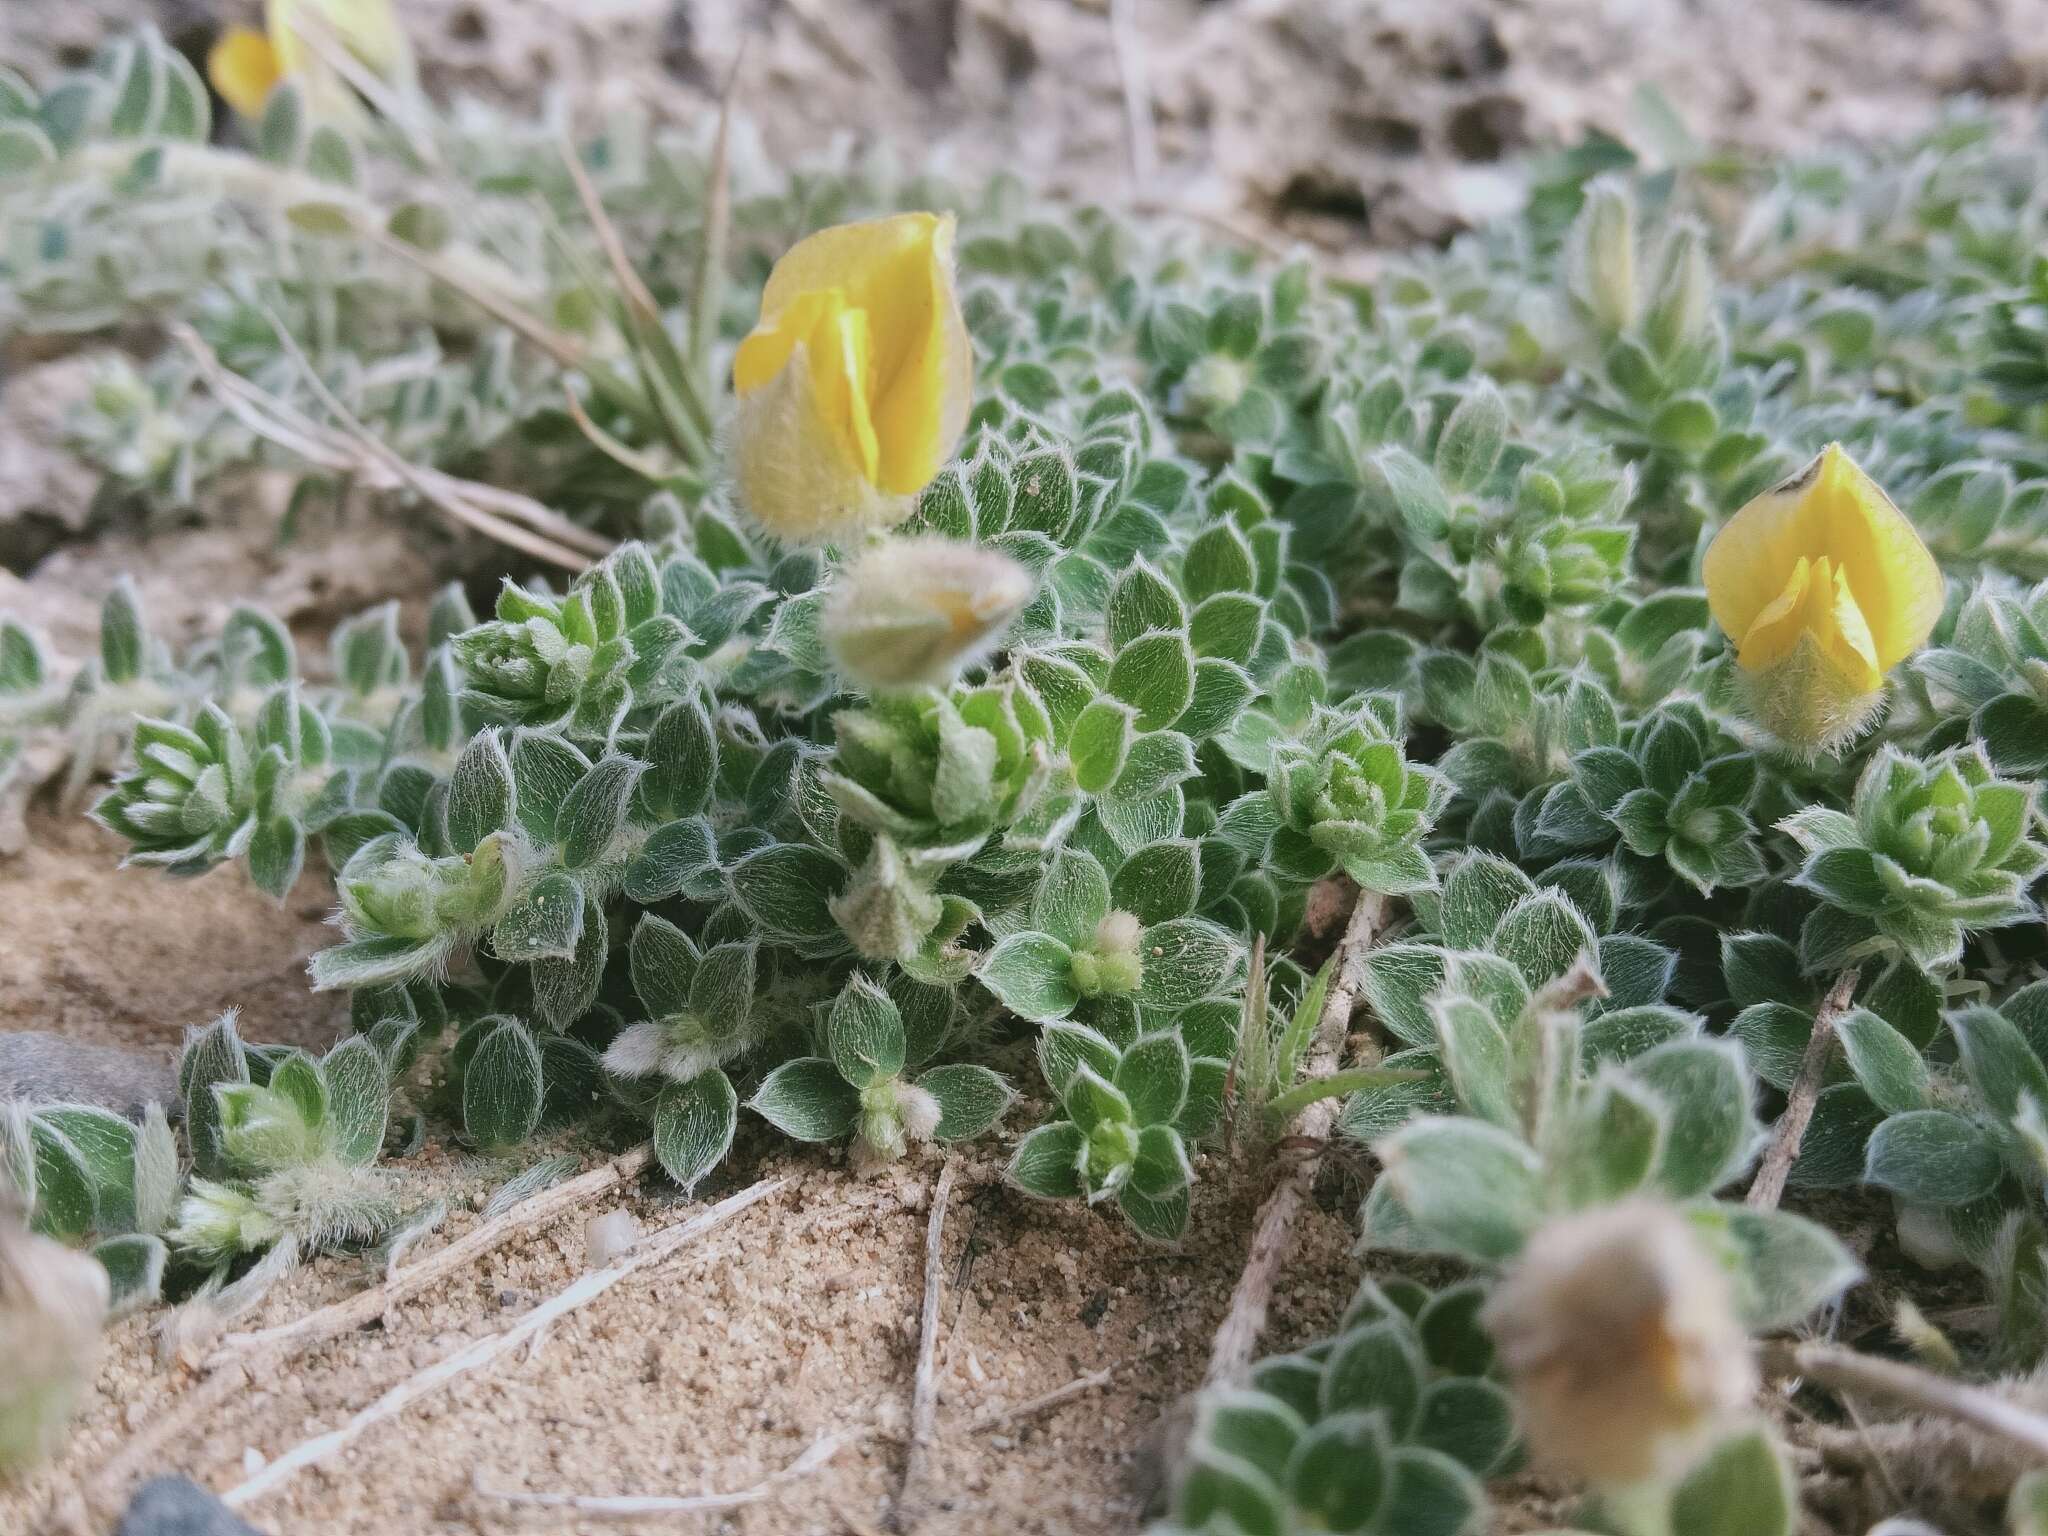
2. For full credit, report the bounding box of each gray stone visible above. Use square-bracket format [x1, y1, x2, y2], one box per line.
[0, 1033, 179, 1119]
[115, 1476, 267, 1536]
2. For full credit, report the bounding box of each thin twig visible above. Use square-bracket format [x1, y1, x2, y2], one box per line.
[1107, 0, 1159, 191]
[1765, 1339, 2048, 1463]
[691, 46, 744, 396]
[220, 1176, 785, 1510]
[1748, 968, 1859, 1211]
[472, 1425, 868, 1519]
[211, 1144, 653, 1364]
[1203, 887, 1389, 1389]
[237, 314, 600, 570]
[970, 1367, 1116, 1431]
[897, 1158, 959, 1528]
[174, 322, 609, 563]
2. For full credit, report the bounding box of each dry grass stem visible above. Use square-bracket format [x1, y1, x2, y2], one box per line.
[1748, 968, 1860, 1211]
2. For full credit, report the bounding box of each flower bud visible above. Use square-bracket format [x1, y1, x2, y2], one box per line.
[0, 1213, 108, 1477]
[731, 214, 973, 545]
[1482, 1199, 1756, 1487]
[1643, 220, 1714, 362]
[829, 834, 944, 963]
[1070, 910, 1144, 998]
[1571, 177, 1639, 334]
[1703, 443, 1944, 753]
[822, 536, 1034, 692]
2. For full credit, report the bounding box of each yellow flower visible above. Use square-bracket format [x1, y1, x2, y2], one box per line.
[1703, 442, 1943, 750]
[731, 213, 973, 544]
[207, 0, 413, 120]
[207, 26, 285, 120]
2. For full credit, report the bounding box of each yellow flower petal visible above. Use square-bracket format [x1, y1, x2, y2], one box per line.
[207, 26, 284, 121]
[732, 213, 972, 542]
[1703, 442, 1942, 682]
[266, 0, 412, 80]
[1804, 443, 1944, 670]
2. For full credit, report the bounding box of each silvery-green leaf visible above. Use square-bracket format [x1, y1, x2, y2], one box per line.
[491, 872, 585, 964]
[463, 1018, 543, 1149]
[1377, 1116, 1542, 1262]
[1690, 1203, 1862, 1330]
[1284, 1409, 1390, 1531]
[1669, 1429, 1795, 1536]
[95, 1233, 168, 1316]
[1836, 1009, 1930, 1115]
[917, 1064, 1013, 1141]
[1031, 846, 1112, 949]
[980, 931, 1080, 1023]
[1630, 1038, 1759, 1199]
[653, 1071, 737, 1192]
[322, 1036, 389, 1167]
[1864, 1110, 2003, 1203]
[749, 1058, 860, 1142]
[827, 974, 906, 1089]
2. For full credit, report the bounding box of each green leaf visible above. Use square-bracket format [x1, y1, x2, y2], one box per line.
[463, 1018, 544, 1149]
[749, 1058, 860, 1141]
[1377, 1116, 1543, 1262]
[1434, 382, 1508, 492]
[1630, 1039, 1758, 1199]
[1115, 1032, 1191, 1127]
[1008, 1119, 1086, 1199]
[827, 975, 907, 1089]
[1669, 1429, 1795, 1536]
[1951, 1005, 2048, 1121]
[445, 731, 516, 854]
[1864, 1110, 2004, 1203]
[1835, 1009, 1929, 1115]
[917, 1064, 1013, 1141]
[1692, 1204, 1862, 1330]
[1491, 890, 1596, 986]
[1175, 1445, 1285, 1536]
[1319, 1319, 1423, 1435]
[1118, 1180, 1190, 1241]
[1070, 697, 1136, 794]
[1379, 1446, 1486, 1536]
[1438, 853, 1535, 950]
[531, 898, 609, 1029]
[100, 578, 145, 684]
[557, 755, 644, 870]
[641, 699, 718, 819]
[1412, 1378, 1517, 1477]
[653, 1070, 738, 1192]
[1285, 1410, 1390, 1531]
[1129, 1122, 1193, 1198]
[1033, 846, 1112, 949]
[182, 1011, 249, 1181]
[1111, 840, 1200, 924]
[727, 843, 845, 943]
[1184, 522, 1259, 600]
[321, 1036, 389, 1167]
[492, 872, 585, 963]
[1137, 918, 1245, 1010]
[1560, 1075, 1666, 1203]
[1433, 994, 1515, 1130]
[95, 1233, 168, 1316]
[1108, 631, 1195, 732]
[980, 931, 1080, 1022]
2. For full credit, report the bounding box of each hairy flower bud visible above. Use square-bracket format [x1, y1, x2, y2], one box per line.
[1704, 443, 1944, 752]
[732, 214, 973, 544]
[1483, 1199, 1756, 1486]
[1572, 177, 1639, 334]
[0, 1213, 108, 1477]
[822, 536, 1034, 691]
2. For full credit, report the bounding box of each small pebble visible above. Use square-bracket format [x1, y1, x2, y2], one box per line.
[584, 1208, 642, 1269]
